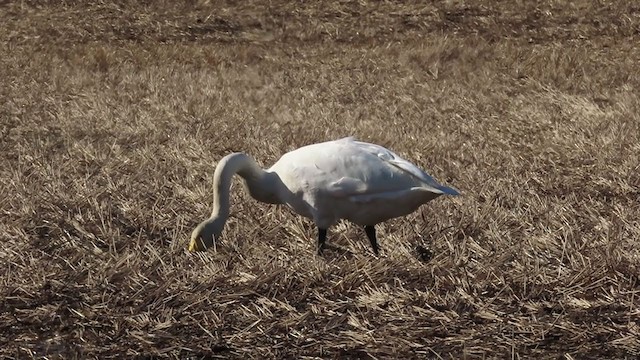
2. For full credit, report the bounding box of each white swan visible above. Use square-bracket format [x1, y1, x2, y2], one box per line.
[189, 137, 459, 255]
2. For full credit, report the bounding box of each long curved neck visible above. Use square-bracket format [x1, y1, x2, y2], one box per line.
[210, 152, 281, 219]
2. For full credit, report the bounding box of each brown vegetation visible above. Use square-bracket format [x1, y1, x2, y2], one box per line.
[1, 1, 639, 358]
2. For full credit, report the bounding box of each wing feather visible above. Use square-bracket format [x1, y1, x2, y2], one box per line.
[326, 177, 368, 197]
[353, 140, 460, 196]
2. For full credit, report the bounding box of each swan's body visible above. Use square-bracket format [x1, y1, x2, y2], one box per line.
[189, 137, 459, 255]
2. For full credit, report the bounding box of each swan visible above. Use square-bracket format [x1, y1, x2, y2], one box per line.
[188, 137, 459, 255]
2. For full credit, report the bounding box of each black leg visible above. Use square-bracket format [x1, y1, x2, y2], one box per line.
[317, 228, 327, 255]
[364, 225, 379, 255]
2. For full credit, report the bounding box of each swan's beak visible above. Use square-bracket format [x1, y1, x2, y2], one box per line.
[188, 220, 220, 252]
[188, 241, 196, 252]
[188, 237, 205, 252]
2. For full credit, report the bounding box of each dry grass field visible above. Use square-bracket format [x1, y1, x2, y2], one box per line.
[1, 0, 639, 358]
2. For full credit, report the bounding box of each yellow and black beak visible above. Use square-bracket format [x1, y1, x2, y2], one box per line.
[188, 237, 206, 252]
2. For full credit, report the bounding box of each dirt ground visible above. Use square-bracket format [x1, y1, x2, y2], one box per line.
[1, 1, 639, 358]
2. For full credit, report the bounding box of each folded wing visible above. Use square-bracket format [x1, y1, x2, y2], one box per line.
[324, 138, 459, 199]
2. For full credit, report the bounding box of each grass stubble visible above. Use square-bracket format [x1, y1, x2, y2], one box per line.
[1, 1, 639, 358]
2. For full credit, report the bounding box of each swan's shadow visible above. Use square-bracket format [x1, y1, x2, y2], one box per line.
[318, 242, 385, 260]
[319, 242, 358, 260]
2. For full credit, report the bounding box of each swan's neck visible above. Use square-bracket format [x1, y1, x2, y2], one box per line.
[210, 153, 282, 220]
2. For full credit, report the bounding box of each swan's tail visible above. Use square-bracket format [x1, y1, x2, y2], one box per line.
[438, 185, 460, 196]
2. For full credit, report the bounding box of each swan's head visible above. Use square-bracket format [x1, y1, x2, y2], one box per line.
[188, 218, 224, 252]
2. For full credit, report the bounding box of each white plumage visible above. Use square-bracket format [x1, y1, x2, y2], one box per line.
[189, 137, 459, 255]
